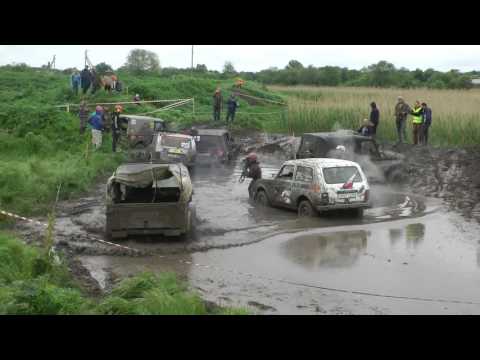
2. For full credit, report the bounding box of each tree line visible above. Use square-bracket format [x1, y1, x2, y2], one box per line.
[4, 48, 479, 90]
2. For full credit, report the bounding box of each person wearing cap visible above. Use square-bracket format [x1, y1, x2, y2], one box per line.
[420, 102, 432, 145]
[243, 153, 262, 198]
[88, 106, 105, 150]
[212, 87, 223, 122]
[394, 96, 410, 143]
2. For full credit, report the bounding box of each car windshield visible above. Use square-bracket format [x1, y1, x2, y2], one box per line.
[197, 135, 224, 152]
[323, 166, 362, 184]
[161, 135, 190, 149]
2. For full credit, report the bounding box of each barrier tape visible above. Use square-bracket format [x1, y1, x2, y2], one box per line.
[0, 209, 141, 254]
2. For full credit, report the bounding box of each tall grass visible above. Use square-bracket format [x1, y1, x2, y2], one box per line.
[0, 232, 248, 315]
[267, 85, 480, 146]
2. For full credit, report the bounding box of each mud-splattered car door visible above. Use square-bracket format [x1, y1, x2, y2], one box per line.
[271, 164, 296, 209]
[291, 165, 315, 206]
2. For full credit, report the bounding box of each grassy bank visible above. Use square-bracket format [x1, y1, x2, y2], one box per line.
[0, 232, 247, 315]
[0, 66, 283, 216]
[266, 85, 480, 146]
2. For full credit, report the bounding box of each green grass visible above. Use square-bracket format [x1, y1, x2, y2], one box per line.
[0, 232, 248, 315]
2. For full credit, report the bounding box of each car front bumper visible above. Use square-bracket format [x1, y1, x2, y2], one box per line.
[315, 202, 370, 211]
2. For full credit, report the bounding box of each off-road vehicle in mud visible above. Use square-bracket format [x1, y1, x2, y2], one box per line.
[105, 162, 194, 239]
[122, 115, 166, 149]
[148, 132, 197, 168]
[251, 158, 370, 217]
[296, 131, 405, 183]
[196, 129, 239, 165]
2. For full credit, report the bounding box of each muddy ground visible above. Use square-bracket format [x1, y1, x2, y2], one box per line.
[11, 134, 480, 314]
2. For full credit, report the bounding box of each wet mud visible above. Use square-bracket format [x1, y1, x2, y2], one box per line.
[12, 135, 480, 314]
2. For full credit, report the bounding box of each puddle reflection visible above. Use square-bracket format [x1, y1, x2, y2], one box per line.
[406, 223, 425, 247]
[281, 230, 369, 270]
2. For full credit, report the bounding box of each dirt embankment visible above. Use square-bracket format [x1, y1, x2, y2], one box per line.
[392, 144, 480, 222]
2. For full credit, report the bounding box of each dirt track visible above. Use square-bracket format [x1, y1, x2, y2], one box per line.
[12, 137, 480, 314]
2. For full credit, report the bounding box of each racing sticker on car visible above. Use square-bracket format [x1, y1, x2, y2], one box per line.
[280, 190, 291, 204]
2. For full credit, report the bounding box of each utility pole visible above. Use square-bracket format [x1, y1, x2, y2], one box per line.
[191, 45, 194, 72]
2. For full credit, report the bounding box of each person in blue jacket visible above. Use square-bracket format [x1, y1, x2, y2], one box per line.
[226, 93, 239, 123]
[88, 106, 105, 150]
[71, 71, 81, 95]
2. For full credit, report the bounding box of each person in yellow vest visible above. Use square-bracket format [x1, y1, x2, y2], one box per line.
[410, 100, 424, 145]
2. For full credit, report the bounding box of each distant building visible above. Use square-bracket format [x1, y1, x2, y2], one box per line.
[471, 78, 480, 86]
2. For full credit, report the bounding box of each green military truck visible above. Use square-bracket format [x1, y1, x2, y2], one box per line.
[105, 162, 194, 239]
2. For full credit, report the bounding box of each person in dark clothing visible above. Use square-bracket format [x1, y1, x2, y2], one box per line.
[80, 67, 91, 94]
[90, 69, 101, 94]
[111, 104, 123, 152]
[78, 100, 89, 134]
[394, 96, 410, 143]
[213, 88, 222, 122]
[242, 153, 262, 198]
[369, 102, 379, 137]
[420, 102, 432, 145]
[226, 94, 239, 123]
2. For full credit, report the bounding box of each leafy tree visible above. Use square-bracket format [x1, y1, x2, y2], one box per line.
[223, 61, 236, 75]
[95, 62, 114, 75]
[195, 64, 208, 72]
[366, 61, 396, 87]
[125, 49, 160, 73]
[286, 60, 304, 70]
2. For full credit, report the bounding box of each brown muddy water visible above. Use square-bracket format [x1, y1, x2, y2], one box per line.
[60, 156, 480, 315]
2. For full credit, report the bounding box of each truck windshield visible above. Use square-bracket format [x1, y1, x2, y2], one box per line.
[197, 135, 223, 152]
[323, 166, 362, 184]
[161, 135, 190, 149]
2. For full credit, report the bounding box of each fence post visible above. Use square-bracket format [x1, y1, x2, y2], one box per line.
[192, 98, 195, 116]
[66, 105, 70, 113]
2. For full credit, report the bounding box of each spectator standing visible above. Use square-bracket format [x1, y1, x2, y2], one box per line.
[226, 93, 239, 123]
[369, 102, 380, 138]
[212, 88, 222, 122]
[420, 102, 432, 145]
[394, 96, 410, 143]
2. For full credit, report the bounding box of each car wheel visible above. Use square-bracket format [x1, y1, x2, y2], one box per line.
[255, 190, 270, 207]
[298, 200, 317, 217]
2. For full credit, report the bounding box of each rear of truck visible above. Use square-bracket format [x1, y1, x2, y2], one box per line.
[105, 163, 193, 239]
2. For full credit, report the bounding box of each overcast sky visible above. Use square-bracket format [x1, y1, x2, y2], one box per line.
[0, 45, 479, 72]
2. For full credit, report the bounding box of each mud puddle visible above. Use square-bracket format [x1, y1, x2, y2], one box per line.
[20, 156, 433, 257]
[81, 207, 480, 314]
[13, 137, 480, 314]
